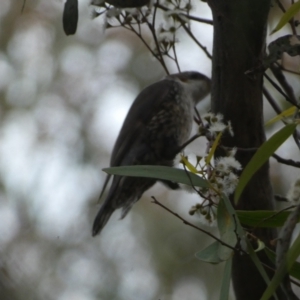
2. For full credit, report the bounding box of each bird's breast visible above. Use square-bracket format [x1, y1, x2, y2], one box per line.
[145, 93, 194, 159]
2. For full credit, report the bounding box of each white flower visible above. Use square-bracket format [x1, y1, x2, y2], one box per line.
[227, 121, 234, 136]
[215, 156, 242, 172]
[203, 112, 224, 124]
[227, 147, 237, 157]
[209, 121, 227, 133]
[223, 172, 239, 195]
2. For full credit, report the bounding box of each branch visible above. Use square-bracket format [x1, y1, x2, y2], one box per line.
[155, 3, 213, 25]
[141, 7, 170, 74]
[272, 153, 300, 168]
[117, 10, 169, 74]
[264, 73, 293, 106]
[178, 16, 212, 59]
[151, 197, 300, 288]
[263, 86, 282, 115]
[172, 36, 181, 72]
[151, 196, 238, 251]
[270, 63, 299, 108]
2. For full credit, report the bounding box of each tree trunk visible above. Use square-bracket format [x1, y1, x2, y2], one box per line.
[207, 1, 287, 299]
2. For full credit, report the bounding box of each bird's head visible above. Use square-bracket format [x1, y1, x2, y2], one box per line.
[166, 71, 211, 104]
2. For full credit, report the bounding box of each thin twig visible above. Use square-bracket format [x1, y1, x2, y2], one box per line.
[151, 196, 238, 251]
[275, 0, 286, 12]
[221, 145, 258, 152]
[172, 37, 181, 73]
[181, 164, 205, 198]
[178, 16, 212, 60]
[264, 73, 292, 105]
[145, 3, 169, 74]
[150, 196, 300, 287]
[118, 11, 169, 74]
[272, 153, 300, 168]
[265, 67, 300, 148]
[251, 205, 296, 229]
[155, 3, 213, 25]
[194, 107, 204, 125]
[270, 63, 299, 108]
[178, 133, 202, 151]
[179, 14, 213, 25]
[263, 86, 282, 115]
[292, 130, 300, 150]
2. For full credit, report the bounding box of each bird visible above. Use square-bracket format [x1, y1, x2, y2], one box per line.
[92, 71, 211, 236]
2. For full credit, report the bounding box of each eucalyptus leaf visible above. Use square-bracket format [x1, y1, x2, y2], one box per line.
[219, 258, 232, 300]
[236, 210, 299, 228]
[271, 2, 300, 34]
[217, 199, 237, 260]
[195, 241, 230, 264]
[261, 205, 300, 300]
[234, 124, 297, 204]
[104, 165, 209, 188]
[265, 247, 300, 280]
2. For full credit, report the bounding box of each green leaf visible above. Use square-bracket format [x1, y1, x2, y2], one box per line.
[217, 199, 237, 260]
[221, 196, 274, 296]
[234, 124, 297, 204]
[195, 241, 225, 264]
[196, 195, 243, 265]
[103, 165, 209, 188]
[261, 205, 300, 300]
[206, 131, 222, 164]
[236, 210, 299, 228]
[222, 195, 245, 239]
[265, 106, 297, 126]
[271, 1, 300, 34]
[287, 232, 300, 270]
[247, 240, 275, 299]
[265, 247, 300, 280]
[180, 155, 198, 173]
[260, 258, 287, 300]
[219, 258, 232, 300]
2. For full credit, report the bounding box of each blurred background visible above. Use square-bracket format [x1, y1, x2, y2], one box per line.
[0, 0, 299, 299]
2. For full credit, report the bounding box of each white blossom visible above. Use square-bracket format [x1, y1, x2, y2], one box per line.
[223, 172, 239, 195]
[209, 121, 227, 133]
[227, 121, 234, 136]
[227, 147, 237, 157]
[215, 156, 242, 172]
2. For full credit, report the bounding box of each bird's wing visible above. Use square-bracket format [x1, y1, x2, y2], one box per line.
[110, 79, 175, 167]
[98, 80, 175, 200]
[98, 174, 111, 200]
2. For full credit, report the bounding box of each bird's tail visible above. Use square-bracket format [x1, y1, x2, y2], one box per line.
[92, 202, 115, 236]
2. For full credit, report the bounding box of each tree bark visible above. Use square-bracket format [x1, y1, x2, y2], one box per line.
[207, 1, 287, 299]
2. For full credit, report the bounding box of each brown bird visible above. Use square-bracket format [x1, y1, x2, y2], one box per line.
[92, 71, 211, 236]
